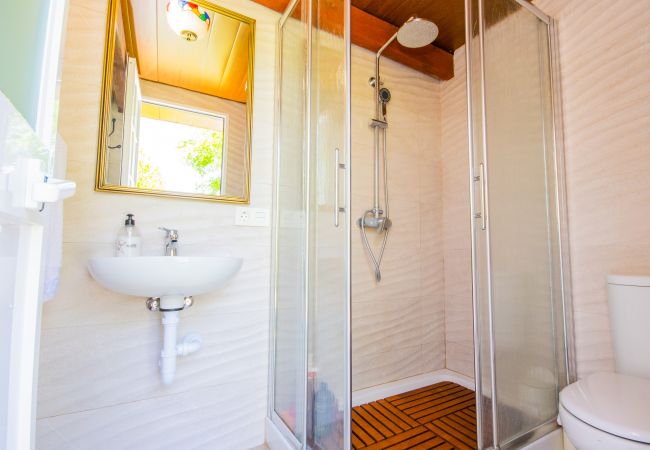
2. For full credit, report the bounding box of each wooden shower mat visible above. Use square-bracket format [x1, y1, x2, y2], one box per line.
[352, 381, 478, 449]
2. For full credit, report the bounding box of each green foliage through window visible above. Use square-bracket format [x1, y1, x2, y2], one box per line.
[136, 151, 163, 190]
[178, 130, 224, 195]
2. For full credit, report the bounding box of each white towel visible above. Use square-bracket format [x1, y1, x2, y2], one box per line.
[41, 134, 67, 302]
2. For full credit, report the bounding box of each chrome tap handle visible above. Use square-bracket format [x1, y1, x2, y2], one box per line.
[158, 227, 179, 241]
[159, 227, 179, 256]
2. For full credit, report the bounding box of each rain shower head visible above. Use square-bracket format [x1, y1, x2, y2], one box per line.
[396, 17, 439, 48]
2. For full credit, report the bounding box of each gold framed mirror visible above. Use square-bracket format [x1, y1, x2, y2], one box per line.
[97, 0, 255, 203]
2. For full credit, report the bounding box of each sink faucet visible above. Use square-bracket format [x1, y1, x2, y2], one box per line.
[159, 227, 179, 256]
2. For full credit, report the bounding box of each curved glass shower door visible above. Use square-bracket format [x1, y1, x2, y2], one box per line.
[466, 0, 572, 448]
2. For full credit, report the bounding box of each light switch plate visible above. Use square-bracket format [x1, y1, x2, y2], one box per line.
[235, 207, 270, 227]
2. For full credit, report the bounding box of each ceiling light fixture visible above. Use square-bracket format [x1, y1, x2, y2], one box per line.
[165, 0, 211, 42]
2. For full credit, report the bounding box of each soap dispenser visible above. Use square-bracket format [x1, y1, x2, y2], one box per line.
[115, 213, 142, 257]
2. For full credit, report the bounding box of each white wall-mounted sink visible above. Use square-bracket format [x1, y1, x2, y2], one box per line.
[87, 255, 243, 385]
[88, 256, 243, 299]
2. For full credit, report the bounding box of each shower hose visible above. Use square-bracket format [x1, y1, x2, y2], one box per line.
[360, 126, 390, 282]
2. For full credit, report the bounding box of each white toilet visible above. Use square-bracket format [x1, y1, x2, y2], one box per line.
[559, 275, 650, 449]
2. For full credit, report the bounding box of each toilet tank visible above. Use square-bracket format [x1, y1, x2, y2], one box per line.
[607, 275, 650, 378]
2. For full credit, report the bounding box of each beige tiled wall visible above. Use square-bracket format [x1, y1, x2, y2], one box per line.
[440, 50, 474, 379]
[35, 0, 279, 449]
[534, 0, 650, 378]
[351, 46, 446, 390]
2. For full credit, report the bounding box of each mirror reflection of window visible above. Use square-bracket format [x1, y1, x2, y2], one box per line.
[97, 0, 254, 202]
[135, 100, 227, 196]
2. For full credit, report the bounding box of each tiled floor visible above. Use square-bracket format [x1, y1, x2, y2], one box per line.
[352, 381, 477, 449]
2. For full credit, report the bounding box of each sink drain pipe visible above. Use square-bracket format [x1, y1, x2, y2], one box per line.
[150, 296, 201, 385]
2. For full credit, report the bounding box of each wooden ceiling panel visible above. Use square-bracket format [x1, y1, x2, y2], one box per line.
[215, 24, 250, 100]
[199, 14, 242, 93]
[252, 0, 529, 78]
[250, 0, 454, 80]
[129, 0, 158, 80]
[131, 0, 249, 103]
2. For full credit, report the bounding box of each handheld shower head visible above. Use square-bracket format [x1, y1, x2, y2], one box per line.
[396, 17, 439, 48]
[378, 87, 391, 104]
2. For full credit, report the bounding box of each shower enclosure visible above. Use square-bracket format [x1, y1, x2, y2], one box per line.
[270, 0, 572, 449]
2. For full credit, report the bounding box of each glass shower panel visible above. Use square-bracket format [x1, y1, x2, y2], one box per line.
[466, 1, 494, 446]
[468, 0, 570, 447]
[307, 1, 350, 448]
[273, 1, 308, 440]
[482, 0, 567, 447]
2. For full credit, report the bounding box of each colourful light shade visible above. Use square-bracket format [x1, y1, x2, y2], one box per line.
[165, 1, 211, 42]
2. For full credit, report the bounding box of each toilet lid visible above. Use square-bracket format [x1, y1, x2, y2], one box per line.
[560, 372, 650, 443]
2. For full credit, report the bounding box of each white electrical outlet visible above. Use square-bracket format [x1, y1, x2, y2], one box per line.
[235, 207, 269, 227]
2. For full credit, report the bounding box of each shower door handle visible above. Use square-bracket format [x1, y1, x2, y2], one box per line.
[334, 147, 346, 227]
[473, 163, 487, 230]
[479, 162, 487, 230]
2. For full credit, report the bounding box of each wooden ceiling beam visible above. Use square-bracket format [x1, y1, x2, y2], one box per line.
[251, 0, 454, 80]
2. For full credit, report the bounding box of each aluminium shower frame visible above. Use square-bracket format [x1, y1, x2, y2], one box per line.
[268, 3, 307, 448]
[268, 0, 352, 448]
[464, 0, 576, 449]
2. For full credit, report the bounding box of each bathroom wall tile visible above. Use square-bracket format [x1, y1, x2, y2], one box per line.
[58, 1, 107, 89]
[37, 308, 268, 418]
[573, 310, 616, 376]
[57, 83, 103, 165]
[443, 247, 472, 300]
[440, 48, 474, 379]
[445, 294, 473, 344]
[440, 50, 470, 254]
[442, 246, 472, 366]
[352, 297, 423, 357]
[531, 0, 650, 378]
[420, 345, 446, 375]
[420, 160, 443, 213]
[36, 421, 74, 450]
[417, 89, 443, 167]
[421, 295, 446, 372]
[445, 295, 474, 379]
[420, 227, 444, 301]
[353, 346, 425, 390]
[38, 380, 266, 450]
[445, 341, 475, 379]
[386, 152, 423, 201]
[566, 166, 650, 249]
